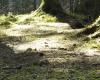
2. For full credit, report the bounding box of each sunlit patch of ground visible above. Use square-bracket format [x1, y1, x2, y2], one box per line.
[76, 38, 100, 56]
[2, 22, 100, 56]
[16, 14, 32, 23]
[2, 22, 79, 53]
[36, 22, 71, 27]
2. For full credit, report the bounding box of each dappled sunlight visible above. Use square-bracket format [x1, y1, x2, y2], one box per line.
[11, 38, 66, 53]
[4, 24, 34, 36]
[5, 30, 22, 36]
[79, 49, 100, 56]
[47, 58, 67, 63]
[16, 14, 33, 23]
[85, 49, 100, 56]
[1, 21, 99, 57]
[11, 24, 34, 30]
[1, 22, 86, 54]
[36, 22, 71, 27]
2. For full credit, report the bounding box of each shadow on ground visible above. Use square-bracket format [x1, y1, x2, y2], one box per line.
[0, 42, 48, 80]
[0, 41, 100, 80]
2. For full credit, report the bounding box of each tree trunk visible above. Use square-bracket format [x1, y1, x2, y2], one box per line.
[39, 0, 64, 15]
[36, 0, 84, 28]
[39, 0, 80, 14]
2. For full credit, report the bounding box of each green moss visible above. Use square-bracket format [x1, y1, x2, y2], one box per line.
[6, 13, 18, 22]
[32, 11, 58, 22]
[6, 65, 100, 80]
[0, 20, 11, 29]
[0, 13, 18, 29]
[19, 11, 58, 24]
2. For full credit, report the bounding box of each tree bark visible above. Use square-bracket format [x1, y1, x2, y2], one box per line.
[36, 0, 84, 28]
[39, 0, 80, 14]
[39, 0, 64, 15]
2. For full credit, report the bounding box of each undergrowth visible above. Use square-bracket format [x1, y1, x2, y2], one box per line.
[17, 11, 58, 24]
[0, 13, 18, 29]
[76, 16, 100, 51]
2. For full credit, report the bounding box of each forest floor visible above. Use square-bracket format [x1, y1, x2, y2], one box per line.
[0, 14, 100, 80]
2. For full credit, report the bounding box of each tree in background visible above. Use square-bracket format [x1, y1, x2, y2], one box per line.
[37, 0, 63, 15]
[75, 0, 100, 19]
[38, 0, 100, 19]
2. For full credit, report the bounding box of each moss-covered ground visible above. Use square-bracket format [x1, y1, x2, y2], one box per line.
[0, 13, 100, 80]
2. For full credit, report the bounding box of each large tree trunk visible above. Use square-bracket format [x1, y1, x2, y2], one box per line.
[36, 0, 84, 28]
[39, 0, 80, 14]
[39, 0, 64, 15]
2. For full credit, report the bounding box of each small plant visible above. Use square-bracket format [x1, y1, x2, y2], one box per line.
[0, 20, 11, 29]
[6, 12, 18, 22]
[0, 13, 18, 29]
